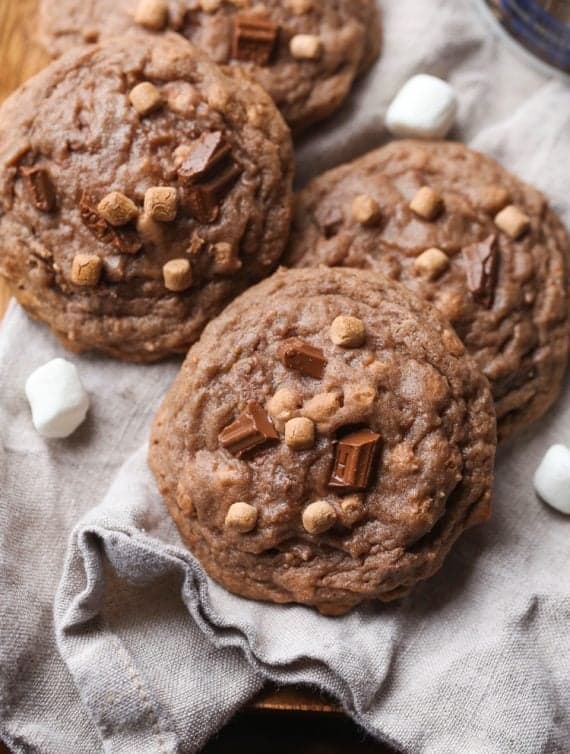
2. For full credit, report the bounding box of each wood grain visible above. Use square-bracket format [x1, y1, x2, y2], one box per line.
[0, 0, 49, 318]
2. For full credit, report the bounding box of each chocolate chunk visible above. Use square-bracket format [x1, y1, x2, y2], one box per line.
[278, 338, 327, 379]
[463, 235, 498, 308]
[232, 15, 279, 66]
[204, 162, 242, 196]
[21, 167, 56, 212]
[178, 132, 231, 184]
[185, 163, 242, 223]
[185, 186, 219, 224]
[219, 400, 279, 457]
[80, 192, 142, 255]
[179, 132, 242, 224]
[80, 193, 114, 243]
[102, 255, 127, 282]
[113, 227, 144, 255]
[329, 429, 381, 491]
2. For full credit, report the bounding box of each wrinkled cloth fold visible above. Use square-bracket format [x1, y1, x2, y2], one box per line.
[1, 1, 569, 752]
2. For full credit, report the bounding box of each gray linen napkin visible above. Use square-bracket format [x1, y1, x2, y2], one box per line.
[1, 1, 569, 752]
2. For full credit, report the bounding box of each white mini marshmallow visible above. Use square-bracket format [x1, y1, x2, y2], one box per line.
[385, 74, 458, 140]
[533, 444, 570, 515]
[25, 358, 90, 439]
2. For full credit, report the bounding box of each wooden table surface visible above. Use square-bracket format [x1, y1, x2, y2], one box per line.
[0, 0, 42, 317]
[0, 1, 393, 750]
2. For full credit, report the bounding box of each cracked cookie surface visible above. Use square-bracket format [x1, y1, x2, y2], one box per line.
[149, 267, 496, 614]
[38, 0, 382, 132]
[285, 140, 570, 441]
[0, 33, 294, 361]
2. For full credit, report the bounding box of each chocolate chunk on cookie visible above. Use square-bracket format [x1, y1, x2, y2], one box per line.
[285, 141, 570, 441]
[38, 0, 382, 132]
[0, 33, 293, 362]
[149, 267, 496, 614]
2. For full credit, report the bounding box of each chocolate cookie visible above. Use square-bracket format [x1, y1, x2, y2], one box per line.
[0, 33, 294, 362]
[285, 141, 570, 441]
[38, 0, 382, 132]
[149, 267, 496, 614]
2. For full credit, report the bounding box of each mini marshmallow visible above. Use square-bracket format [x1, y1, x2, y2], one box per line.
[25, 358, 90, 439]
[533, 444, 570, 515]
[385, 74, 458, 140]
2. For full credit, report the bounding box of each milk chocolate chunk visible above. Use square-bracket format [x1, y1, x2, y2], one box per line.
[286, 141, 570, 442]
[80, 192, 142, 254]
[203, 162, 242, 196]
[278, 338, 327, 379]
[329, 429, 381, 491]
[178, 132, 231, 184]
[184, 187, 216, 224]
[0, 32, 294, 364]
[463, 234, 498, 308]
[186, 164, 242, 223]
[148, 265, 498, 612]
[112, 227, 143, 255]
[21, 167, 56, 212]
[232, 15, 279, 66]
[80, 193, 114, 243]
[219, 400, 279, 457]
[179, 132, 242, 223]
[102, 255, 127, 282]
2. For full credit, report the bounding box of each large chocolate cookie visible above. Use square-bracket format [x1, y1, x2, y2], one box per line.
[285, 141, 570, 441]
[0, 33, 294, 362]
[38, 0, 382, 132]
[149, 267, 496, 614]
